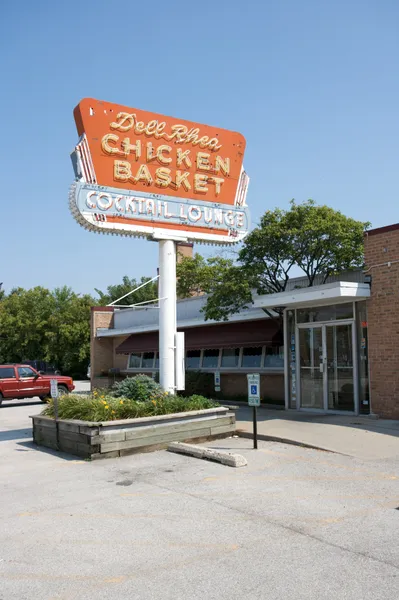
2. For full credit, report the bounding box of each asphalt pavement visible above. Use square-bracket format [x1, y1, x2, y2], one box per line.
[1, 400, 399, 599]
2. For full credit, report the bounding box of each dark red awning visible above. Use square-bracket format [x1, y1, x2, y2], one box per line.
[115, 319, 282, 354]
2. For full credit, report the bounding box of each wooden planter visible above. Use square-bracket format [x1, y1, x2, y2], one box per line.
[31, 407, 236, 460]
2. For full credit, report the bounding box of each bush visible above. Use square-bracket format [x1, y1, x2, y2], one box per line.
[41, 391, 219, 422]
[179, 371, 214, 398]
[111, 374, 163, 402]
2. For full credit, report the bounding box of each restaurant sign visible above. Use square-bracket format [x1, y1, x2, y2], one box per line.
[70, 98, 250, 243]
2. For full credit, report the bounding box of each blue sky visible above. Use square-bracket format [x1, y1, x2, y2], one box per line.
[1, 0, 398, 296]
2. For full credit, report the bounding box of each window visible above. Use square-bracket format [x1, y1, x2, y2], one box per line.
[242, 347, 262, 368]
[142, 352, 155, 368]
[186, 350, 201, 369]
[154, 353, 159, 369]
[202, 349, 220, 368]
[0, 367, 16, 379]
[17, 367, 36, 378]
[221, 348, 240, 368]
[297, 303, 354, 323]
[264, 346, 284, 368]
[128, 354, 142, 368]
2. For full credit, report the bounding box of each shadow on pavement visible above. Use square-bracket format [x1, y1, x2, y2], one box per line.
[0, 428, 32, 442]
[232, 405, 399, 439]
[16, 440, 83, 461]
[1, 400, 43, 409]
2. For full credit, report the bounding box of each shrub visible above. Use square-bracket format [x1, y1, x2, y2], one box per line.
[179, 371, 214, 398]
[111, 374, 163, 402]
[41, 391, 219, 422]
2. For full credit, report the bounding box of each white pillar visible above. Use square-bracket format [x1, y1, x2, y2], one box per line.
[158, 240, 176, 394]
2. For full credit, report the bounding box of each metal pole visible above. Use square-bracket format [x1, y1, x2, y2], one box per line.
[253, 406, 258, 449]
[158, 240, 176, 394]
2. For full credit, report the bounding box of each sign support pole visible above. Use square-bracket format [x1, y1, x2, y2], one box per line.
[158, 239, 177, 394]
[252, 407, 258, 449]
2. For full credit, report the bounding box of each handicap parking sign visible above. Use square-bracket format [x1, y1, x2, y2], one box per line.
[251, 385, 257, 395]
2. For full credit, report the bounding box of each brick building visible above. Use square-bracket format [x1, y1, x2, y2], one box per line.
[90, 223, 399, 419]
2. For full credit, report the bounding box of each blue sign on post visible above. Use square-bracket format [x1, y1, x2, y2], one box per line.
[247, 374, 260, 407]
[247, 373, 260, 449]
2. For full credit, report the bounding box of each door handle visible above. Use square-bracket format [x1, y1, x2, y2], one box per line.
[319, 363, 324, 373]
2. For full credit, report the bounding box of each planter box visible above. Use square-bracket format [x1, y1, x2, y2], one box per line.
[31, 407, 236, 460]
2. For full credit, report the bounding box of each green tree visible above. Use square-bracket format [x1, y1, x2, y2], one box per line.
[95, 275, 158, 307]
[0, 286, 95, 377]
[177, 200, 370, 321]
[45, 287, 94, 377]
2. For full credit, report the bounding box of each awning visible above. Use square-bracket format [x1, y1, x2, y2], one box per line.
[252, 281, 370, 310]
[116, 319, 282, 354]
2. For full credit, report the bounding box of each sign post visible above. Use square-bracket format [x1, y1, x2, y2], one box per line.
[247, 374, 260, 449]
[50, 379, 60, 450]
[69, 98, 251, 394]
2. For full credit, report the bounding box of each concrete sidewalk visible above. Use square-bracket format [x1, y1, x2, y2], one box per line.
[233, 406, 399, 460]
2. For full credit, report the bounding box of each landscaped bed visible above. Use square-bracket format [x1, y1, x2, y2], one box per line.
[31, 376, 236, 459]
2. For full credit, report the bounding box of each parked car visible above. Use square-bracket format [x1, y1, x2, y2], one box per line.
[0, 364, 75, 405]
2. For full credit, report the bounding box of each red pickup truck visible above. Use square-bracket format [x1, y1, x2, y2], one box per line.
[0, 364, 74, 405]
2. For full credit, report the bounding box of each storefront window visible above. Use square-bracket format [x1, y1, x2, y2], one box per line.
[142, 352, 155, 368]
[221, 348, 240, 368]
[297, 303, 353, 323]
[154, 353, 159, 368]
[202, 349, 220, 368]
[287, 310, 297, 409]
[186, 350, 201, 369]
[264, 346, 284, 368]
[128, 353, 141, 368]
[242, 347, 262, 368]
[356, 301, 370, 414]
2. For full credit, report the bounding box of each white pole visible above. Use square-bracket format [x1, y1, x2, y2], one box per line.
[158, 240, 176, 394]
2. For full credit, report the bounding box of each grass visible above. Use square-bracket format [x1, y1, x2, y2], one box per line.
[41, 391, 220, 422]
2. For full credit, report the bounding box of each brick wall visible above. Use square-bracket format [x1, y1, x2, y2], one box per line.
[364, 224, 399, 418]
[90, 307, 114, 390]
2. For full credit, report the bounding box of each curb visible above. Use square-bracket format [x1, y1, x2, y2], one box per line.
[167, 442, 247, 467]
[236, 429, 341, 454]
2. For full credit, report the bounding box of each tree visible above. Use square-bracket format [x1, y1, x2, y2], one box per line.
[0, 286, 95, 377]
[177, 200, 370, 321]
[95, 275, 158, 307]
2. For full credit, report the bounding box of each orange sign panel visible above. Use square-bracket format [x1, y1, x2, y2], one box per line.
[74, 98, 246, 206]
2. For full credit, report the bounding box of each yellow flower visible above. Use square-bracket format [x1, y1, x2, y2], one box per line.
[152, 400, 156, 406]
[119, 400, 124, 405]
[93, 391, 98, 396]
[112, 410, 116, 414]
[104, 405, 109, 409]
[101, 395, 105, 399]
[101, 400, 107, 405]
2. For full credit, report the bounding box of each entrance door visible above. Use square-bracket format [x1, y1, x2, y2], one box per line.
[326, 323, 354, 412]
[298, 326, 324, 409]
[298, 322, 355, 412]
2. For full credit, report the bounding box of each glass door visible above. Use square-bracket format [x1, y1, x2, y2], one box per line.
[297, 321, 356, 412]
[298, 327, 324, 409]
[326, 323, 354, 412]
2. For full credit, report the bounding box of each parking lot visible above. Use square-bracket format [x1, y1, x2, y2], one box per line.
[1, 398, 399, 600]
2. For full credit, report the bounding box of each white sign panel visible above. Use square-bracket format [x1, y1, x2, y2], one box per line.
[214, 371, 221, 392]
[247, 373, 260, 407]
[50, 379, 59, 399]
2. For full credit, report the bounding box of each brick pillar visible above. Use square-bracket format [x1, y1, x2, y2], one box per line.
[90, 307, 114, 391]
[364, 225, 399, 419]
[176, 242, 193, 263]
